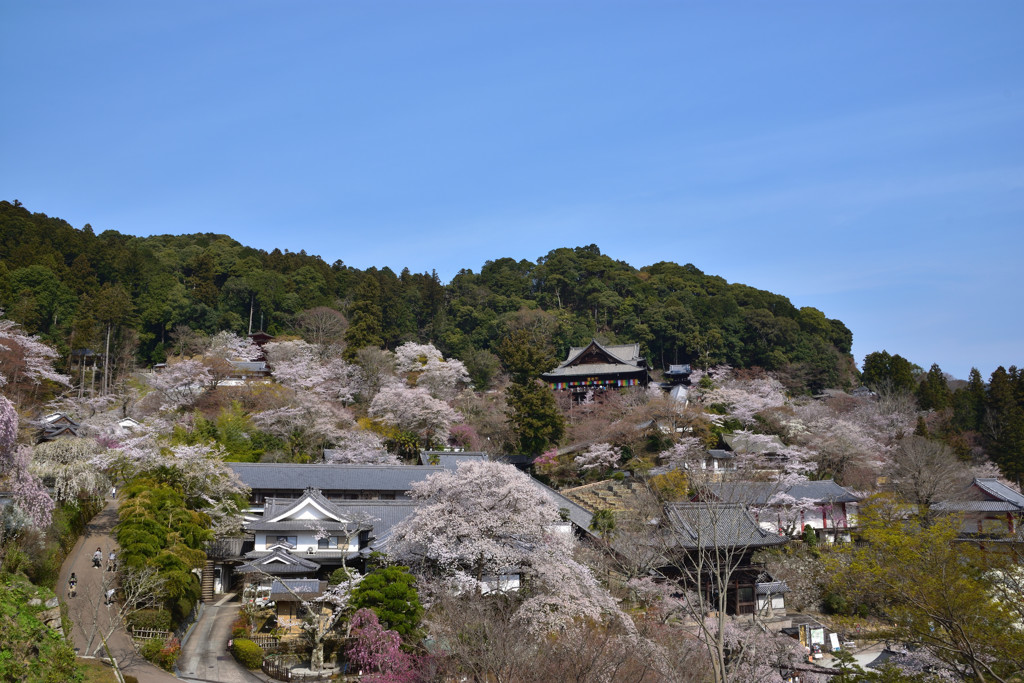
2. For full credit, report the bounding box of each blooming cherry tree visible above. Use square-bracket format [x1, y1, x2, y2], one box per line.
[390, 461, 624, 634]
[369, 385, 459, 447]
[325, 430, 400, 465]
[264, 340, 360, 404]
[574, 442, 621, 472]
[145, 358, 211, 411]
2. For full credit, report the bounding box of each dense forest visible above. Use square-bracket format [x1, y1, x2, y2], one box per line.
[0, 200, 854, 393]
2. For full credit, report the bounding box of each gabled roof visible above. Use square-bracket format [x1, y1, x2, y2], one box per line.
[264, 489, 350, 524]
[228, 462, 446, 492]
[706, 480, 861, 506]
[236, 548, 320, 575]
[248, 489, 374, 534]
[664, 502, 787, 550]
[541, 340, 650, 380]
[933, 478, 1024, 513]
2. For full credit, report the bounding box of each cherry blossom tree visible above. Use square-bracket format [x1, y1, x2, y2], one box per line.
[0, 314, 70, 401]
[574, 442, 622, 472]
[251, 388, 352, 459]
[145, 358, 211, 411]
[1, 393, 55, 530]
[263, 340, 360, 404]
[395, 342, 470, 401]
[369, 385, 459, 448]
[390, 461, 624, 634]
[699, 371, 787, 426]
[30, 437, 110, 504]
[324, 429, 400, 465]
[205, 331, 262, 362]
[347, 608, 425, 683]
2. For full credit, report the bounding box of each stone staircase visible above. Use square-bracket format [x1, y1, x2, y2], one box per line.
[201, 559, 215, 603]
[563, 480, 655, 514]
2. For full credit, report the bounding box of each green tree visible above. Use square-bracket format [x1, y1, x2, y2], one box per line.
[505, 381, 564, 455]
[825, 494, 1024, 682]
[344, 276, 384, 360]
[349, 565, 423, 638]
[861, 350, 916, 394]
[916, 363, 951, 411]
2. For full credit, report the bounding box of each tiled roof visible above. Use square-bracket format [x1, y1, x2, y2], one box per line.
[707, 480, 860, 505]
[237, 549, 320, 575]
[664, 502, 787, 550]
[418, 452, 488, 470]
[228, 463, 445, 492]
[974, 478, 1024, 509]
[269, 579, 326, 601]
[543, 363, 650, 378]
[530, 480, 595, 536]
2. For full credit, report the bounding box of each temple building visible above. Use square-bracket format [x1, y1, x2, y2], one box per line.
[541, 339, 652, 397]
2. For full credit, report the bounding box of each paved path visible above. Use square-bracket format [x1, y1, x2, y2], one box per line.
[177, 595, 267, 683]
[60, 499, 179, 683]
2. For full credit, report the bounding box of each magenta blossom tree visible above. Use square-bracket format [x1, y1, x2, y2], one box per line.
[347, 608, 425, 683]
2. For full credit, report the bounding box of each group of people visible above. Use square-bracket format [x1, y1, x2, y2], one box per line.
[91, 547, 117, 571]
[70, 547, 119, 603]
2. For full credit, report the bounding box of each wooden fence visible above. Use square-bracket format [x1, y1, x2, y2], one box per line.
[260, 658, 339, 682]
[131, 628, 171, 641]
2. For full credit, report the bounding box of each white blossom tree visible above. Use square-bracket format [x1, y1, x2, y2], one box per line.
[30, 437, 110, 504]
[263, 340, 360, 404]
[390, 461, 624, 634]
[324, 429, 400, 465]
[145, 358, 211, 411]
[574, 442, 622, 472]
[395, 341, 470, 401]
[369, 385, 459, 447]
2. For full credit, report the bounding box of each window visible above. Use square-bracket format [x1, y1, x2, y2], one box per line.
[270, 535, 297, 548]
[318, 536, 339, 549]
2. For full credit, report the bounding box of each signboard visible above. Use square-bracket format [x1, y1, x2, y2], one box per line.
[829, 632, 840, 652]
[810, 627, 826, 646]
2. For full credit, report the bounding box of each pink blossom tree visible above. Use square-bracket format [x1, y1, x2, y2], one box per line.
[347, 608, 425, 683]
[1, 394, 56, 530]
[0, 315, 71, 400]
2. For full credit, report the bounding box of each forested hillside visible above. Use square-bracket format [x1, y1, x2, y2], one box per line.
[0, 200, 853, 394]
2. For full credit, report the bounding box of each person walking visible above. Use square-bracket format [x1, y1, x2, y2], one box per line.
[107, 549, 117, 572]
[92, 547, 103, 569]
[67, 572, 77, 598]
[105, 588, 116, 605]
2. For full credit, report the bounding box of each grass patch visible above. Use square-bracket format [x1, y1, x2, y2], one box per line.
[77, 658, 119, 683]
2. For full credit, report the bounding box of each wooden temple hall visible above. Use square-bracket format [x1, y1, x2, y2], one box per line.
[541, 340, 652, 397]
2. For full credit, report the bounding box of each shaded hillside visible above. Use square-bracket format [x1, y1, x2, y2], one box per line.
[0, 200, 853, 392]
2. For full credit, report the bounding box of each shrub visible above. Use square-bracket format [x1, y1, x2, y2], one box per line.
[231, 638, 264, 669]
[140, 637, 180, 670]
[127, 609, 173, 632]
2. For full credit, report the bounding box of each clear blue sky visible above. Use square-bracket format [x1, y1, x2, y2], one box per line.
[3, 1, 1022, 380]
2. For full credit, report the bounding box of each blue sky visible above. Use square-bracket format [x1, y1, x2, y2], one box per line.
[2, 1, 1022, 380]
